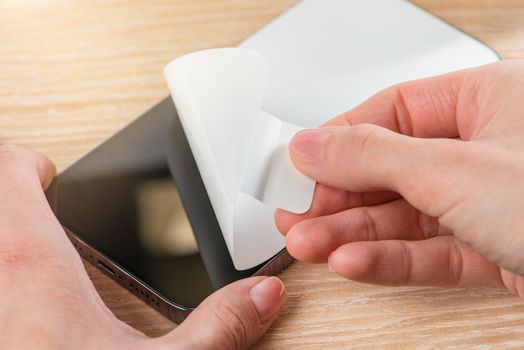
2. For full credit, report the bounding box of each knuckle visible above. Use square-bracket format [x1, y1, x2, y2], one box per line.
[346, 123, 384, 155]
[209, 300, 253, 350]
[391, 85, 414, 136]
[359, 208, 379, 242]
[398, 241, 413, 284]
[349, 123, 379, 137]
[447, 239, 464, 285]
[417, 211, 440, 239]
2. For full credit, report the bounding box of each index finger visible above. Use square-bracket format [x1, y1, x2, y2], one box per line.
[323, 67, 477, 138]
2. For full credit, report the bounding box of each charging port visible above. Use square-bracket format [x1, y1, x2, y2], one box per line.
[98, 260, 116, 276]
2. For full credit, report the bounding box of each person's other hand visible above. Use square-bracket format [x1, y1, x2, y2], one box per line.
[0, 145, 286, 349]
[276, 60, 524, 297]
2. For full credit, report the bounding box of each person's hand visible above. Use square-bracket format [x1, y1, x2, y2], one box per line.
[276, 60, 524, 297]
[0, 145, 286, 349]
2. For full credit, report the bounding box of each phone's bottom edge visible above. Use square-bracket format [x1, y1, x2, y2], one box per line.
[63, 228, 293, 324]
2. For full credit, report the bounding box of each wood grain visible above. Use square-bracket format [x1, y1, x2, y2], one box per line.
[1, 0, 524, 348]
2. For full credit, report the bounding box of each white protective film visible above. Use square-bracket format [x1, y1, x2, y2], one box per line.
[164, 48, 315, 270]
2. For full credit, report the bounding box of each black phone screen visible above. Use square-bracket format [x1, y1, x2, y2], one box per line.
[47, 98, 260, 308]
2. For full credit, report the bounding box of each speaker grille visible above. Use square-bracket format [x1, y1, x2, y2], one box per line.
[70, 239, 159, 308]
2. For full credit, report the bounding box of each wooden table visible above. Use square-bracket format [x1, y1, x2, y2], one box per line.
[1, 1, 524, 348]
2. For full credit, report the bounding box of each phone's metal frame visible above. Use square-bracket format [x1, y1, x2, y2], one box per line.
[63, 227, 292, 323]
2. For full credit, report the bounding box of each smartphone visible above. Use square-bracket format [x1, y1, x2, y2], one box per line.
[45, 97, 292, 323]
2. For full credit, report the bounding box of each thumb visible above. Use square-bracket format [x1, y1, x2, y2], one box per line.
[290, 124, 469, 217]
[160, 276, 286, 350]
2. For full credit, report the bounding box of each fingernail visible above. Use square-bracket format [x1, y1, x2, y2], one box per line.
[291, 129, 331, 163]
[249, 277, 285, 323]
[327, 256, 335, 273]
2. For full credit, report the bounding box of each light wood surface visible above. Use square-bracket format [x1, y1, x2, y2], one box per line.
[1, 1, 524, 348]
